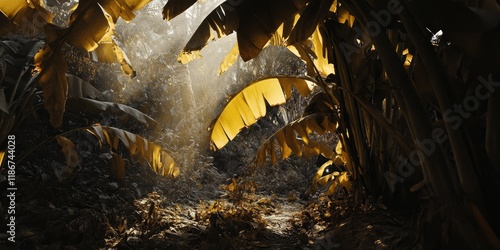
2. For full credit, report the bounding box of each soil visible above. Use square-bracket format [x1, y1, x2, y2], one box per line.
[0, 112, 417, 250]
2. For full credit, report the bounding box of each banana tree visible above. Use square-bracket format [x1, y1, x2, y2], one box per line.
[166, 0, 500, 248]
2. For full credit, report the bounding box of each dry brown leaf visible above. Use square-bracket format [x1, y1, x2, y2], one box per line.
[34, 44, 68, 128]
[55, 135, 79, 180]
[110, 152, 126, 182]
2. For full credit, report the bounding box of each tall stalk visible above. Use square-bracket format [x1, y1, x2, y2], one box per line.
[343, 0, 458, 201]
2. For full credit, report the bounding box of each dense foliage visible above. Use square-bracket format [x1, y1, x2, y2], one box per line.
[1, 0, 499, 248]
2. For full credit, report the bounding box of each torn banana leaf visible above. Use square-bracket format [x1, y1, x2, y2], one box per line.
[256, 113, 337, 165]
[288, 27, 335, 77]
[162, 0, 197, 21]
[180, 0, 308, 62]
[210, 76, 316, 150]
[309, 156, 345, 193]
[326, 172, 351, 195]
[91, 15, 135, 77]
[86, 124, 179, 178]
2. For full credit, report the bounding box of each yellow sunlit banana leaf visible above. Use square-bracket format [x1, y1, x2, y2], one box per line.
[310, 159, 333, 192]
[88, 124, 179, 178]
[325, 172, 351, 195]
[288, 27, 335, 77]
[66, 2, 111, 51]
[256, 113, 337, 165]
[34, 45, 68, 128]
[0, 0, 52, 36]
[93, 30, 136, 77]
[210, 76, 316, 150]
[32, 0, 150, 127]
[218, 43, 239, 75]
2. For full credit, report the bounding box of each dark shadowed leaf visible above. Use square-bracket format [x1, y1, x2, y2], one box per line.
[66, 74, 103, 99]
[55, 135, 79, 180]
[66, 97, 159, 128]
[288, 0, 335, 45]
[162, 0, 197, 21]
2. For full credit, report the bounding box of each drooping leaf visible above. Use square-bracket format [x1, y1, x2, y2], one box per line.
[181, 0, 309, 61]
[310, 159, 335, 193]
[32, 0, 150, 127]
[288, 0, 335, 45]
[236, 0, 308, 61]
[0, 89, 8, 114]
[66, 74, 104, 99]
[92, 20, 136, 77]
[0, 0, 52, 35]
[210, 76, 316, 150]
[55, 135, 79, 180]
[162, 0, 197, 21]
[87, 124, 179, 178]
[110, 152, 125, 182]
[303, 92, 337, 116]
[308, 162, 350, 196]
[66, 97, 159, 128]
[289, 27, 335, 77]
[182, 2, 239, 54]
[302, 140, 335, 159]
[66, 1, 112, 51]
[326, 172, 351, 195]
[97, 0, 152, 22]
[66, 0, 151, 50]
[34, 44, 68, 128]
[256, 113, 337, 165]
